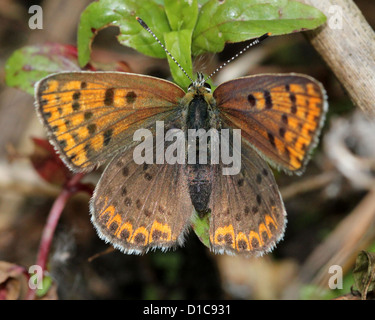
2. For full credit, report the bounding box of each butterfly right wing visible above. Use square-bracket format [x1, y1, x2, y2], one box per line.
[208, 139, 286, 257]
[35, 71, 186, 172]
[214, 74, 327, 175]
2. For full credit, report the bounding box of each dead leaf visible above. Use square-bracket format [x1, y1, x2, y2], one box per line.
[352, 251, 375, 300]
[0, 261, 28, 300]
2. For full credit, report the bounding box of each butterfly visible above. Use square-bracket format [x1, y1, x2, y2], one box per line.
[34, 19, 327, 256]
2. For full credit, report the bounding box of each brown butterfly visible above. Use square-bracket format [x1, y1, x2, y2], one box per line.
[34, 18, 327, 256]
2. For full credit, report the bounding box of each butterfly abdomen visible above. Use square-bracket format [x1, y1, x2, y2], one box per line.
[187, 164, 212, 214]
[185, 93, 214, 215]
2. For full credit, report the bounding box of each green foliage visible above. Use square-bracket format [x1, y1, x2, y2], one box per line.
[5, 44, 79, 95]
[164, 29, 194, 88]
[77, 0, 326, 87]
[6, 0, 326, 91]
[78, 0, 169, 63]
[191, 210, 211, 249]
[192, 0, 326, 55]
[300, 273, 354, 300]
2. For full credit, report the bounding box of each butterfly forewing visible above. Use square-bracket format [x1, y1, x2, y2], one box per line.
[91, 141, 193, 254]
[214, 74, 327, 174]
[208, 138, 286, 256]
[35, 71, 185, 172]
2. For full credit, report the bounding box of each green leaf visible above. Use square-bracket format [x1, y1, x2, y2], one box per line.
[36, 274, 53, 298]
[191, 210, 211, 249]
[353, 251, 375, 300]
[5, 44, 80, 95]
[192, 0, 327, 55]
[154, 0, 209, 7]
[77, 0, 326, 85]
[165, 0, 198, 31]
[164, 29, 193, 89]
[77, 0, 170, 67]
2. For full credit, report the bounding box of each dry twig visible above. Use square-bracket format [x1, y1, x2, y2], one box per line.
[302, 0, 375, 116]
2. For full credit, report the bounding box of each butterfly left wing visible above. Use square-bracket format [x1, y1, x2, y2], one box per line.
[208, 140, 286, 256]
[91, 142, 193, 254]
[214, 74, 327, 174]
[35, 71, 186, 172]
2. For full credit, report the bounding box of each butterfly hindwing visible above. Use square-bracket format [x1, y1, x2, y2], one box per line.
[91, 141, 193, 254]
[208, 140, 286, 256]
[35, 71, 185, 172]
[214, 73, 327, 174]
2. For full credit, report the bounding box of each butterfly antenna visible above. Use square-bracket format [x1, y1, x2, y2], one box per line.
[204, 32, 271, 83]
[136, 17, 194, 83]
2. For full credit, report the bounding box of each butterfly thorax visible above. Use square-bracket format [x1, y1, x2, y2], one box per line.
[186, 91, 211, 131]
[183, 84, 219, 215]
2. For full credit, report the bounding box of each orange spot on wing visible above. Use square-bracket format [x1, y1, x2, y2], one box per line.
[116, 222, 133, 241]
[149, 220, 173, 243]
[89, 134, 106, 152]
[213, 225, 235, 249]
[98, 204, 116, 224]
[49, 118, 67, 133]
[289, 84, 306, 94]
[44, 80, 59, 93]
[252, 92, 265, 109]
[306, 83, 320, 97]
[274, 137, 286, 156]
[248, 231, 262, 248]
[65, 143, 89, 167]
[68, 113, 86, 127]
[235, 232, 250, 251]
[130, 227, 149, 245]
[61, 81, 82, 91]
[106, 213, 122, 234]
[258, 223, 271, 243]
[265, 214, 278, 231]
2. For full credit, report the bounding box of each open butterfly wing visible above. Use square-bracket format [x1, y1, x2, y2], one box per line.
[208, 138, 286, 256]
[214, 74, 327, 174]
[91, 142, 193, 254]
[35, 71, 185, 172]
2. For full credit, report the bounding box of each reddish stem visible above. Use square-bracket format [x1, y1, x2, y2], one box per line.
[25, 173, 89, 300]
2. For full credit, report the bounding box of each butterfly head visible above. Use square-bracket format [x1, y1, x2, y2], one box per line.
[188, 72, 211, 94]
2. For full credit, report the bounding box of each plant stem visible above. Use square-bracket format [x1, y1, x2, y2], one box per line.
[25, 173, 88, 300]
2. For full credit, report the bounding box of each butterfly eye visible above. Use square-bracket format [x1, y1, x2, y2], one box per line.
[188, 83, 194, 92]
